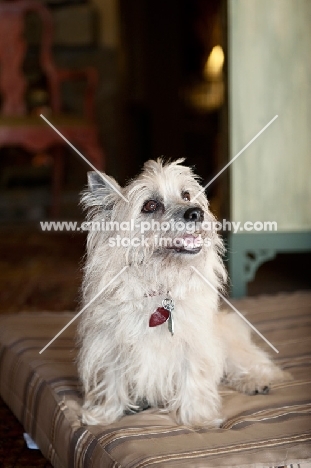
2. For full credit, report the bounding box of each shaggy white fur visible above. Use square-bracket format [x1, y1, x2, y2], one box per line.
[77, 159, 289, 428]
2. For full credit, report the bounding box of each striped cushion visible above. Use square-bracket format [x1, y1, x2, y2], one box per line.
[0, 292, 310, 467]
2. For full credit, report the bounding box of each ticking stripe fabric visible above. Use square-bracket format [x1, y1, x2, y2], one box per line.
[0, 292, 310, 468]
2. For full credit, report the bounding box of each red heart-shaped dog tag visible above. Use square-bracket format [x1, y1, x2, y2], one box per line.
[149, 307, 170, 327]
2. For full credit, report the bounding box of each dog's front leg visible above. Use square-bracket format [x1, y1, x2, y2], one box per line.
[81, 372, 128, 426]
[79, 340, 130, 426]
[173, 360, 223, 428]
[218, 312, 291, 395]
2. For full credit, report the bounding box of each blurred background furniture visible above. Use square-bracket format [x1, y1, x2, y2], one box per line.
[0, 0, 105, 217]
[227, 0, 311, 297]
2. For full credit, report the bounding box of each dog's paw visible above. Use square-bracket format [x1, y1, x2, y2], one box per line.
[214, 417, 226, 428]
[247, 371, 292, 395]
[247, 384, 270, 396]
[81, 401, 125, 426]
[175, 402, 223, 428]
[227, 367, 292, 396]
[229, 376, 271, 395]
[124, 398, 150, 415]
[180, 416, 225, 429]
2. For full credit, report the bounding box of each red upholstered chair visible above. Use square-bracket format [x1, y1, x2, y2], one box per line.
[0, 0, 105, 216]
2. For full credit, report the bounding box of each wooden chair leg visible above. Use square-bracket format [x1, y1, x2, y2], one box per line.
[50, 146, 64, 218]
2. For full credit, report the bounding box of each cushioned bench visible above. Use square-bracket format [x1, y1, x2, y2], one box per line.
[0, 292, 311, 467]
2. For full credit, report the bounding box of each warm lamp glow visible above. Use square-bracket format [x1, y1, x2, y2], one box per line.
[203, 45, 224, 79]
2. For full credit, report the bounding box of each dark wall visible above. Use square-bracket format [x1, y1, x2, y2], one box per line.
[117, 0, 228, 217]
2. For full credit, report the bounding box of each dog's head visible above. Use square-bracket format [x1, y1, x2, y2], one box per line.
[82, 159, 222, 266]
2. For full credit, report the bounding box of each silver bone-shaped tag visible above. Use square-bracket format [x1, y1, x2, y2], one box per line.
[162, 297, 174, 336]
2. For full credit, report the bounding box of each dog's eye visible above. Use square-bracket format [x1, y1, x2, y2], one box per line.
[182, 191, 191, 201]
[142, 200, 158, 212]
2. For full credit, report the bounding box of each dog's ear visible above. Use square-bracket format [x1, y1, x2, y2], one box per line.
[87, 171, 121, 199]
[87, 171, 108, 192]
[81, 171, 122, 210]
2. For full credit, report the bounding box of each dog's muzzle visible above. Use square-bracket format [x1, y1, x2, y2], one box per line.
[166, 207, 204, 254]
[162, 206, 206, 255]
[184, 207, 204, 222]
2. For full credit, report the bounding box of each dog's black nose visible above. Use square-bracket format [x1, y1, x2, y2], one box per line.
[184, 207, 204, 222]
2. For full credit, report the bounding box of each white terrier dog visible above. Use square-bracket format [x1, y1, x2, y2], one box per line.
[77, 159, 287, 427]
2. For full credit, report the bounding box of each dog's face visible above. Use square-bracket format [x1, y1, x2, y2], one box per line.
[82, 159, 217, 265]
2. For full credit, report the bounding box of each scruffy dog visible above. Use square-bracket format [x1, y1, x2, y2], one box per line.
[77, 159, 287, 427]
